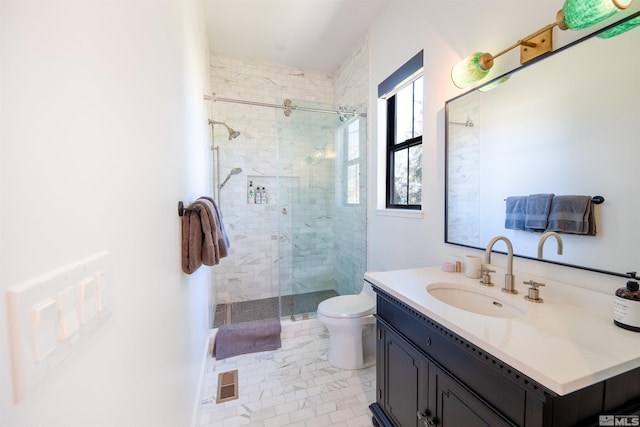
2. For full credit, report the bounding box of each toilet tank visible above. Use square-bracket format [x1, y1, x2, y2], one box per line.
[360, 279, 376, 301]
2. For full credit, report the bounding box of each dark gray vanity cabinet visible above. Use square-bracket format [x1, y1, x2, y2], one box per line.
[369, 284, 640, 427]
[375, 320, 514, 427]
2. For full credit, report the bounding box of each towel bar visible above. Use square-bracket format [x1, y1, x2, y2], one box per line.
[503, 195, 604, 205]
[178, 201, 196, 217]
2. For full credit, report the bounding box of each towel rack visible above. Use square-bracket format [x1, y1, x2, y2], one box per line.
[178, 201, 196, 217]
[503, 195, 605, 204]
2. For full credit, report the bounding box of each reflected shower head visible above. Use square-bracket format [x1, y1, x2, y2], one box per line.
[219, 167, 243, 189]
[209, 119, 241, 140]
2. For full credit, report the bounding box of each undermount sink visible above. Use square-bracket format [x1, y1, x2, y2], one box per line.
[427, 282, 527, 319]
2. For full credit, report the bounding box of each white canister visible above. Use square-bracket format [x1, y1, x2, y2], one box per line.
[464, 255, 482, 279]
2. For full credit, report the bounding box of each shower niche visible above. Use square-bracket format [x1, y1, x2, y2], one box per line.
[245, 176, 274, 205]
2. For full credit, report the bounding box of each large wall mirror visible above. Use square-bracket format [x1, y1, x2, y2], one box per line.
[445, 11, 640, 277]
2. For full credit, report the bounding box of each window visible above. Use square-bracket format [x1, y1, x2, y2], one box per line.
[378, 51, 423, 210]
[338, 119, 361, 205]
[386, 76, 423, 209]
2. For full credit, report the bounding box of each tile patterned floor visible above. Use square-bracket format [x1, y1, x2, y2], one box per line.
[197, 318, 376, 427]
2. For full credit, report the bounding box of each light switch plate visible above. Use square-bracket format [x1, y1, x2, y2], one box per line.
[5, 250, 112, 403]
[29, 298, 58, 362]
[79, 277, 98, 324]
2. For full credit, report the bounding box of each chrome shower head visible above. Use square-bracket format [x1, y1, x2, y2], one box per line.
[209, 119, 241, 140]
[228, 129, 241, 140]
[219, 167, 243, 190]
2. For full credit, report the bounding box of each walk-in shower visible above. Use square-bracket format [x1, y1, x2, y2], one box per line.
[209, 97, 367, 328]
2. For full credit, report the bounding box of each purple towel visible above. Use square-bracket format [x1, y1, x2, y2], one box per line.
[213, 318, 282, 360]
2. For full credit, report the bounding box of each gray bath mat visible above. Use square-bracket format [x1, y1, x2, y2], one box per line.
[212, 317, 282, 360]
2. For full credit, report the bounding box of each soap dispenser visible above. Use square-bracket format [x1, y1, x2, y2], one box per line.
[613, 272, 640, 332]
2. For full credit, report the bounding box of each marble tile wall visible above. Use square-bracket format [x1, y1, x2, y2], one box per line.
[210, 35, 369, 304]
[333, 35, 369, 296]
[446, 92, 481, 247]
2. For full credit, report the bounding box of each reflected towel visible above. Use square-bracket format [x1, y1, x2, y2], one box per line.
[525, 193, 554, 230]
[546, 195, 596, 235]
[505, 196, 527, 230]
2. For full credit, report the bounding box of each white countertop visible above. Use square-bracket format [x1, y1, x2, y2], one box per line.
[365, 265, 640, 396]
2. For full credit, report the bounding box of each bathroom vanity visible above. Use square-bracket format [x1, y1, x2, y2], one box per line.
[366, 266, 640, 427]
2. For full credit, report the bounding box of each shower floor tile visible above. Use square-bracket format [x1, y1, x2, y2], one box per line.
[197, 318, 376, 427]
[213, 290, 339, 328]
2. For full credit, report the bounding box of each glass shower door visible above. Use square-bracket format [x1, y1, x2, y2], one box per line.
[276, 100, 367, 319]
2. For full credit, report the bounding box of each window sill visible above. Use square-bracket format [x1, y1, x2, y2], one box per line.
[375, 208, 425, 219]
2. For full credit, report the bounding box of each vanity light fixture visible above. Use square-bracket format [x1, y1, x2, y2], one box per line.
[478, 75, 511, 92]
[598, 14, 640, 37]
[451, 24, 555, 89]
[451, 0, 634, 88]
[557, 0, 632, 30]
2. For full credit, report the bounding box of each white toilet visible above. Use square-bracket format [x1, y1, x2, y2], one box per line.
[317, 281, 376, 369]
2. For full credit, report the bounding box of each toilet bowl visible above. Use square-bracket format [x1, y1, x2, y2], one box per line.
[317, 281, 376, 369]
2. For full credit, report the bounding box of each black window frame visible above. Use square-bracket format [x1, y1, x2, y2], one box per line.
[385, 88, 422, 210]
[379, 51, 423, 211]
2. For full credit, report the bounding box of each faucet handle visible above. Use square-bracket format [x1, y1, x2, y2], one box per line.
[523, 280, 545, 303]
[479, 267, 495, 287]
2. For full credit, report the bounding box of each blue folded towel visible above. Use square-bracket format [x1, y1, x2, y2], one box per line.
[505, 196, 527, 230]
[525, 193, 554, 230]
[546, 195, 595, 235]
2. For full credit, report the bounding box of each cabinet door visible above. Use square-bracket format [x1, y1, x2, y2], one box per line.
[379, 323, 430, 427]
[430, 363, 516, 427]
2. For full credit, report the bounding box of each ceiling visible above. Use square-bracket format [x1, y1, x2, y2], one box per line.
[203, 0, 389, 73]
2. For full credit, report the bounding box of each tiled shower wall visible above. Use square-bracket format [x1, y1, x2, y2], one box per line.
[209, 36, 369, 305]
[333, 36, 369, 296]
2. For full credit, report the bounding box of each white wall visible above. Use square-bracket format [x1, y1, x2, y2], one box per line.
[366, 0, 627, 292]
[1, 1, 212, 426]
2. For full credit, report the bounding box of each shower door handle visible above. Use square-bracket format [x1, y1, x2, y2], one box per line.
[281, 208, 288, 215]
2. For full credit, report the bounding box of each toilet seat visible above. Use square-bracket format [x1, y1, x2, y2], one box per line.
[318, 295, 375, 319]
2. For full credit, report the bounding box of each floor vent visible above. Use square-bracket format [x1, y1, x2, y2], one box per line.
[216, 370, 238, 404]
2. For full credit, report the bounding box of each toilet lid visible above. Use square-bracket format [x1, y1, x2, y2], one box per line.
[318, 295, 375, 318]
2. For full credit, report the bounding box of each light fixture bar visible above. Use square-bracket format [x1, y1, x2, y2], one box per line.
[451, 22, 557, 88]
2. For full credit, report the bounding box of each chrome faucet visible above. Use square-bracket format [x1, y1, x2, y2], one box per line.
[485, 236, 517, 294]
[538, 231, 563, 259]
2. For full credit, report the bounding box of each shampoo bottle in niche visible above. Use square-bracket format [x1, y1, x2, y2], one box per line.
[247, 181, 255, 204]
[613, 272, 640, 332]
